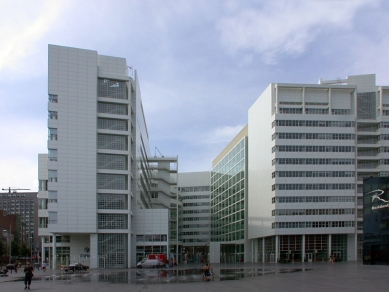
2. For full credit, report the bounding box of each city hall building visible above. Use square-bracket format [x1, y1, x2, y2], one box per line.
[211, 74, 389, 263]
[38, 45, 179, 269]
[363, 177, 389, 265]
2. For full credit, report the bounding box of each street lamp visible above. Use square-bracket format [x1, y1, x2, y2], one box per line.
[30, 234, 34, 263]
[2, 225, 11, 264]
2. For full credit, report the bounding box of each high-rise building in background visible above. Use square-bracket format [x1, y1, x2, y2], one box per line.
[38, 45, 179, 269]
[0, 191, 38, 252]
[178, 171, 211, 263]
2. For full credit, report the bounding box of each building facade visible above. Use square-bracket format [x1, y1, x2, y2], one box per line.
[248, 74, 389, 263]
[0, 192, 38, 251]
[38, 45, 176, 269]
[210, 126, 249, 263]
[178, 171, 211, 263]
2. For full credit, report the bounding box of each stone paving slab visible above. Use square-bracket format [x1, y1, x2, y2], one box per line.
[0, 262, 387, 291]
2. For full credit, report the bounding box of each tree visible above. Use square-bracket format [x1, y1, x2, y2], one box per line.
[11, 239, 20, 259]
[0, 240, 5, 268]
[19, 242, 30, 258]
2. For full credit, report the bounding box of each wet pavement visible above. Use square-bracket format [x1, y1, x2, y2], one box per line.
[1, 266, 313, 285]
[0, 262, 387, 291]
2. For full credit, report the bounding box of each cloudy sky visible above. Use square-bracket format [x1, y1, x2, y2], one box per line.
[0, 0, 388, 191]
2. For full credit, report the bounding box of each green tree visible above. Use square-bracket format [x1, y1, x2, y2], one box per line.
[11, 239, 20, 259]
[19, 242, 30, 257]
[0, 240, 5, 268]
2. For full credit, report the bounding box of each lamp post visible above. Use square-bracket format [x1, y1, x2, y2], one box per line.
[30, 234, 33, 263]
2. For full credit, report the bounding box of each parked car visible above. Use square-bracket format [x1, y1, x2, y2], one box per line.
[137, 259, 164, 269]
[5, 264, 15, 273]
[61, 263, 89, 272]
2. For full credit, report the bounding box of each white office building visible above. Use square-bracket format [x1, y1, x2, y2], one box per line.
[248, 74, 389, 262]
[38, 45, 175, 269]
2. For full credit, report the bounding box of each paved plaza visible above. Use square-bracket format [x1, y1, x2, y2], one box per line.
[0, 261, 387, 291]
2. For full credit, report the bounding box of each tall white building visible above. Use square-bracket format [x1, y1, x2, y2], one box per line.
[38, 45, 175, 269]
[248, 74, 389, 262]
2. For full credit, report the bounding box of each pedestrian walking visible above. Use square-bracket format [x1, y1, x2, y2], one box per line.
[24, 262, 34, 290]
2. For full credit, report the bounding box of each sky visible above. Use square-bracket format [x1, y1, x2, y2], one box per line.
[1, 0, 389, 192]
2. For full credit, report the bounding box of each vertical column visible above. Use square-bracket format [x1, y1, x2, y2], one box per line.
[90, 234, 98, 269]
[262, 238, 265, 263]
[302, 235, 305, 263]
[251, 240, 255, 263]
[328, 234, 332, 260]
[275, 235, 279, 263]
[52, 234, 56, 269]
[41, 237, 44, 266]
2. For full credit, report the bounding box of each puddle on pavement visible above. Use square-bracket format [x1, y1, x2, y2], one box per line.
[38, 268, 311, 284]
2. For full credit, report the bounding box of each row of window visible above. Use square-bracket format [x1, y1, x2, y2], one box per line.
[136, 234, 168, 242]
[182, 216, 211, 221]
[272, 120, 355, 128]
[183, 209, 210, 214]
[272, 208, 355, 216]
[274, 171, 355, 178]
[181, 231, 211, 236]
[273, 184, 355, 191]
[183, 202, 210, 207]
[273, 158, 355, 165]
[179, 186, 210, 192]
[272, 221, 354, 229]
[279, 108, 353, 115]
[272, 196, 355, 203]
[273, 145, 355, 153]
[182, 224, 211, 228]
[273, 133, 355, 140]
[182, 194, 210, 200]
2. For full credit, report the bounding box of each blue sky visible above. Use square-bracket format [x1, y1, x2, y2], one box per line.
[1, 0, 389, 191]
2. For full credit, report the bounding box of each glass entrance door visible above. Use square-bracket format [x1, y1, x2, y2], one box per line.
[306, 253, 313, 262]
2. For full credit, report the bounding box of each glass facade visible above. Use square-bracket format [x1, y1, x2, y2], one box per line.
[363, 177, 389, 265]
[211, 138, 246, 242]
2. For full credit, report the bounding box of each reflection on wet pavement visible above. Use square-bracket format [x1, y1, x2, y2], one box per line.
[40, 268, 312, 284]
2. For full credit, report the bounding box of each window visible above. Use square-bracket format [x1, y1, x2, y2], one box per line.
[48, 128, 57, 140]
[49, 111, 58, 119]
[48, 94, 58, 103]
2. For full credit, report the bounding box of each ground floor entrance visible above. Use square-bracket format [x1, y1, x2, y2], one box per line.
[256, 234, 350, 263]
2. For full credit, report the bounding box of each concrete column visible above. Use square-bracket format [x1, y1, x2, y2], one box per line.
[90, 234, 98, 269]
[302, 235, 305, 262]
[41, 237, 44, 265]
[52, 234, 56, 269]
[262, 238, 265, 263]
[275, 235, 279, 263]
[328, 234, 332, 260]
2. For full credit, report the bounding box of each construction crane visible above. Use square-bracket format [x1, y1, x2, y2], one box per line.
[2, 187, 30, 193]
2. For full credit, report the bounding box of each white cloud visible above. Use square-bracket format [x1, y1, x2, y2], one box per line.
[201, 124, 245, 145]
[0, 118, 46, 191]
[217, 0, 378, 64]
[0, 0, 67, 78]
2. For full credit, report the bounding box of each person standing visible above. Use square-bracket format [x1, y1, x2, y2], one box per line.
[42, 262, 47, 272]
[24, 262, 34, 290]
